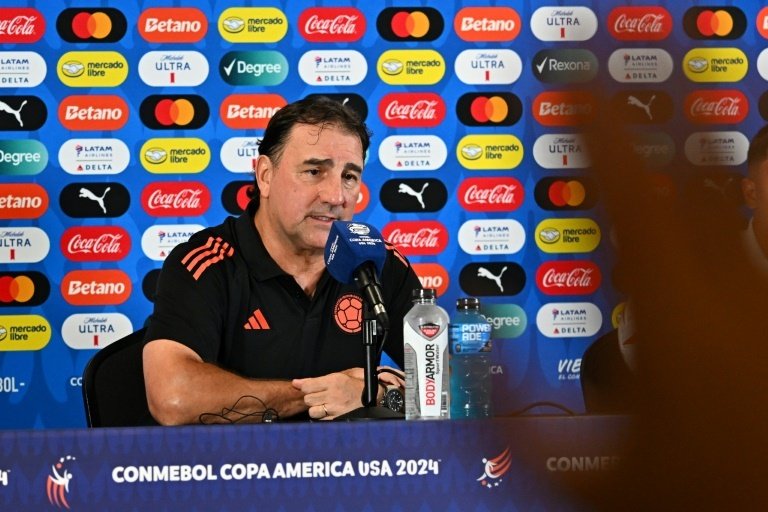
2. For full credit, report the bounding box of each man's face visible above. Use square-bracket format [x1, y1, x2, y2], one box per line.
[257, 123, 364, 255]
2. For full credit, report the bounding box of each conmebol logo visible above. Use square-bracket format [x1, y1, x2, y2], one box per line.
[298, 7, 365, 42]
[382, 221, 448, 256]
[60, 226, 130, 262]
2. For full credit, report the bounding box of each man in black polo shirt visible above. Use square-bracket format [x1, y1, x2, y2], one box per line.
[143, 97, 421, 425]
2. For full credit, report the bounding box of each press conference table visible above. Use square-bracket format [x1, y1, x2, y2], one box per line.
[0, 415, 628, 511]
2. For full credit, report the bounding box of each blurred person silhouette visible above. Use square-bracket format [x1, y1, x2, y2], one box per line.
[742, 124, 768, 274]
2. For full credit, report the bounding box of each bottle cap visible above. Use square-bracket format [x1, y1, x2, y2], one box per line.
[412, 288, 436, 300]
[456, 297, 481, 310]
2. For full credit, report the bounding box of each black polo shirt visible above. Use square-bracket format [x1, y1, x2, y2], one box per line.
[145, 201, 421, 379]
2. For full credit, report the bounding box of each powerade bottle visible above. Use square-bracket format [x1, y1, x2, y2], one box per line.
[449, 297, 493, 419]
[403, 288, 450, 420]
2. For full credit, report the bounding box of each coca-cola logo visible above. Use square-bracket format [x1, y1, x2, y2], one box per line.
[378, 93, 446, 128]
[458, 177, 523, 212]
[298, 7, 365, 42]
[382, 221, 448, 256]
[607, 6, 672, 41]
[61, 226, 131, 262]
[0, 8, 45, 43]
[141, 181, 211, 217]
[685, 89, 748, 124]
[536, 260, 601, 295]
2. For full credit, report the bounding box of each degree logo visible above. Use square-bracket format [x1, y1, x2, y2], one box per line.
[454, 7, 521, 42]
[457, 134, 524, 170]
[534, 176, 598, 210]
[411, 263, 450, 297]
[56, 8, 127, 43]
[0, 272, 49, 307]
[456, 92, 522, 127]
[218, 7, 288, 43]
[0, 8, 45, 44]
[139, 95, 209, 130]
[683, 7, 746, 40]
[377, 50, 445, 85]
[61, 269, 131, 306]
[138, 7, 207, 43]
[0, 95, 46, 131]
[683, 48, 748, 82]
[0, 139, 48, 176]
[58, 95, 129, 131]
[377, 7, 443, 41]
[219, 51, 288, 86]
[0, 183, 48, 219]
[0, 315, 51, 351]
[57, 51, 128, 87]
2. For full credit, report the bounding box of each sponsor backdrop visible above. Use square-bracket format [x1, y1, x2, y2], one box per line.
[0, 0, 760, 429]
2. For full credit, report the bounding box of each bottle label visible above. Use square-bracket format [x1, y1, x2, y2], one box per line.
[404, 322, 449, 419]
[450, 322, 492, 353]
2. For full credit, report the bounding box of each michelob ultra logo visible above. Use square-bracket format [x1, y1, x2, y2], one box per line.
[219, 51, 288, 86]
[0, 51, 46, 88]
[683, 48, 748, 82]
[377, 49, 445, 85]
[61, 269, 131, 306]
[61, 313, 133, 349]
[533, 133, 591, 169]
[0, 315, 51, 351]
[219, 7, 287, 43]
[138, 51, 209, 87]
[0, 139, 47, 175]
[454, 49, 522, 85]
[138, 7, 207, 43]
[454, 7, 521, 42]
[0, 227, 50, 264]
[57, 51, 128, 87]
[535, 218, 600, 253]
[220, 136, 262, 173]
[0, 183, 48, 219]
[530, 6, 598, 41]
[140, 138, 210, 174]
[457, 134, 523, 170]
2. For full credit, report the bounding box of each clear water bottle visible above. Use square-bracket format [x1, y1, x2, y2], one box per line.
[403, 288, 450, 420]
[449, 297, 493, 419]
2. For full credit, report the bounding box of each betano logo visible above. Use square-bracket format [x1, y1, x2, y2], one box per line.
[454, 49, 522, 85]
[138, 51, 209, 87]
[56, 8, 127, 43]
[219, 7, 287, 43]
[683, 7, 746, 40]
[533, 133, 591, 169]
[0, 51, 46, 88]
[412, 263, 450, 297]
[58, 138, 130, 175]
[138, 7, 207, 43]
[140, 138, 210, 174]
[759, 7, 768, 40]
[61, 269, 131, 306]
[457, 134, 523, 170]
[530, 6, 598, 41]
[0, 227, 50, 264]
[219, 51, 288, 86]
[454, 7, 521, 42]
[684, 130, 748, 166]
[532, 91, 596, 126]
[57, 51, 128, 87]
[139, 95, 209, 130]
[298, 50, 367, 86]
[377, 49, 444, 85]
[377, 7, 443, 41]
[61, 313, 133, 349]
[298, 7, 365, 43]
[683, 48, 747, 82]
[220, 93, 285, 129]
[0, 183, 47, 219]
[0, 271, 49, 307]
[535, 218, 600, 253]
[58, 95, 128, 131]
[0, 8, 45, 44]
[0, 315, 50, 351]
[0, 139, 47, 176]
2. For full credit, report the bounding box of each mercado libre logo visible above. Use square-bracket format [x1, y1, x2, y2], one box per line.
[377, 7, 443, 41]
[334, 294, 363, 333]
[56, 8, 127, 42]
[218, 7, 288, 43]
[57, 51, 128, 87]
[476, 447, 512, 488]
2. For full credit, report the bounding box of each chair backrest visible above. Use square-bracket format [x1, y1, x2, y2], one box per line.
[82, 327, 158, 427]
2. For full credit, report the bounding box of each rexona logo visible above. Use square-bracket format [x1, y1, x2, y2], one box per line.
[221, 137, 261, 173]
[684, 90, 748, 124]
[60, 226, 130, 262]
[218, 7, 288, 43]
[220, 94, 285, 129]
[141, 224, 203, 261]
[0, 51, 46, 88]
[535, 176, 597, 210]
[609, 90, 674, 124]
[457, 134, 524, 170]
[379, 93, 445, 128]
[608, 48, 674, 83]
[535, 218, 601, 253]
[61, 269, 131, 306]
[307, 93, 368, 121]
[222, 180, 253, 215]
[536, 260, 601, 295]
[481, 303, 527, 339]
[607, 6, 672, 41]
[456, 92, 522, 127]
[630, 132, 676, 168]
[61, 313, 133, 349]
[142, 181, 211, 217]
[0, 227, 50, 264]
[58, 95, 129, 131]
[455, 7, 521, 42]
[378, 135, 447, 171]
[684, 131, 748, 166]
[0, 8, 45, 43]
[454, 49, 522, 85]
[0, 271, 49, 307]
[0, 315, 51, 351]
[0, 140, 47, 176]
[379, 178, 447, 213]
[382, 220, 448, 256]
[533, 91, 596, 126]
[458, 176, 523, 212]
[411, 263, 450, 297]
[138, 51, 209, 87]
[458, 219, 526, 255]
[378, 49, 445, 85]
[58, 138, 130, 175]
[56, 8, 127, 43]
[459, 262, 525, 297]
[683, 7, 746, 40]
[377, 7, 443, 41]
[139, 95, 209, 130]
[0, 183, 48, 219]
[0, 95, 45, 130]
[533, 134, 591, 169]
[57, 51, 128, 87]
[59, 182, 130, 218]
[683, 48, 748, 82]
[219, 51, 288, 86]
[532, 49, 598, 84]
[530, 7, 598, 42]
[140, 138, 210, 174]
[536, 302, 602, 338]
[138, 7, 207, 43]
[299, 7, 365, 42]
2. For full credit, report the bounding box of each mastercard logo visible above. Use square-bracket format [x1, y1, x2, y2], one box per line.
[534, 177, 598, 210]
[456, 92, 523, 127]
[377, 7, 443, 41]
[0, 272, 49, 307]
[57, 8, 128, 43]
[683, 7, 746, 40]
[139, 95, 209, 130]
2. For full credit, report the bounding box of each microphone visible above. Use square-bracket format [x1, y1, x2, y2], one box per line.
[325, 220, 389, 329]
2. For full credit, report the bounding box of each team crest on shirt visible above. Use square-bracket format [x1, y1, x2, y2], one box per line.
[334, 293, 363, 333]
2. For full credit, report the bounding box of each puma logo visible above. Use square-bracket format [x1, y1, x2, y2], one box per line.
[477, 266, 507, 292]
[398, 182, 429, 210]
[627, 95, 655, 120]
[79, 187, 111, 214]
[0, 99, 27, 127]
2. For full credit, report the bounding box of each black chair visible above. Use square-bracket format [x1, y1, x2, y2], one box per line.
[82, 327, 158, 427]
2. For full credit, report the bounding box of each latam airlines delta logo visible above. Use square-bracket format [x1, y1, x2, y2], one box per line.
[0, 51, 46, 88]
[684, 131, 748, 166]
[536, 302, 602, 338]
[608, 48, 674, 83]
[299, 50, 367, 86]
[141, 224, 204, 261]
[458, 219, 526, 255]
[683, 48, 748, 82]
[218, 7, 288, 43]
[58, 138, 130, 175]
[57, 51, 128, 87]
[378, 135, 447, 171]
